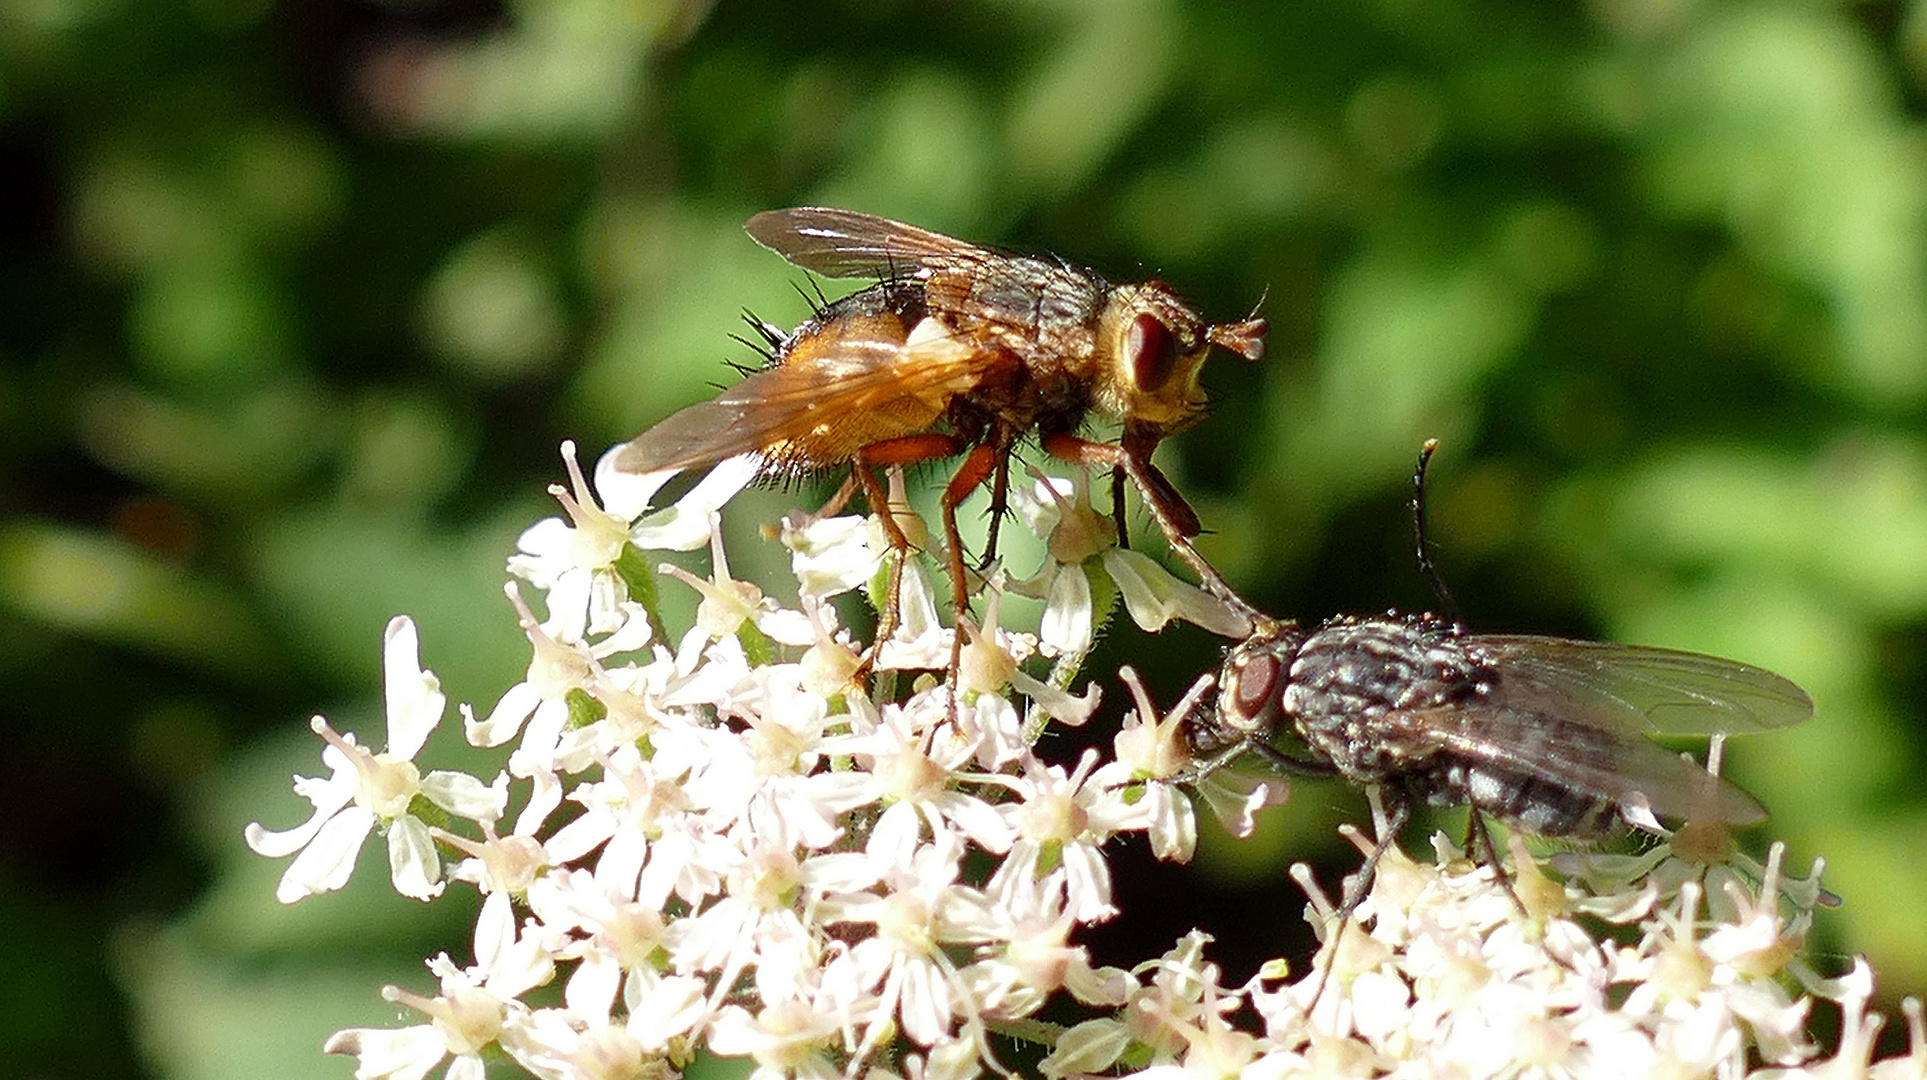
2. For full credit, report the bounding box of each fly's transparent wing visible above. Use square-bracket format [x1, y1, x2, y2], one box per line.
[745, 208, 1000, 280]
[612, 315, 983, 474]
[1476, 636, 1812, 737]
[1399, 701, 1770, 827]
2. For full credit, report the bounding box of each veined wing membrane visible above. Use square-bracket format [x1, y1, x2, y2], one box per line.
[1478, 637, 1813, 737]
[1401, 701, 1769, 827]
[614, 319, 984, 474]
[745, 208, 1001, 280]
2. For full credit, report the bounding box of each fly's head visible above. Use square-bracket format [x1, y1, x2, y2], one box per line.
[1190, 625, 1304, 759]
[1095, 281, 1266, 434]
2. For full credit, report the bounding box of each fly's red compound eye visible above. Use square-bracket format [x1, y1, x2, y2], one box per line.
[1126, 312, 1181, 392]
[1224, 646, 1283, 735]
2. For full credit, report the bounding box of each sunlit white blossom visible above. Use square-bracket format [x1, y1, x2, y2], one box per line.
[508, 441, 652, 644]
[245, 616, 504, 902]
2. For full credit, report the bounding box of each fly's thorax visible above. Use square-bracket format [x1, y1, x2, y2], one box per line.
[1282, 614, 1498, 783]
[921, 257, 1106, 372]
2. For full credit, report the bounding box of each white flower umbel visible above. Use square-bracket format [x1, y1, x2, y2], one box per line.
[251, 448, 1925, 1080]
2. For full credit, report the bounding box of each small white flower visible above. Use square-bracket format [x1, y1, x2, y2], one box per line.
[782, 509, 883, 600]
[706, 997, 847, 1080]
[823, 697, 1016, 864]
[508, 441, 652, 644]
[321, 884, 553, 1080]
[874, 558, 952, 671]
[819, 834, 989, 1054]
[463, 583, 654, 770]
[245, 617, 502, 902]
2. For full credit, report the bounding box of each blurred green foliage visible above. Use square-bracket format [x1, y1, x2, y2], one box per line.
[5, 0, 1927, 1074]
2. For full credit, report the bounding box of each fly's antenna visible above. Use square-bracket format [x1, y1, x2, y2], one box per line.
[1412, 438, 1462, 625]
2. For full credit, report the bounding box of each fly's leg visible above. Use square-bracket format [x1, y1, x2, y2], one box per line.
[940, 442, 1000, 711]
[979, 448, 1013, 573]
[1463, 807, 1533, 918]
[813, 471, 860, 521]
[847, 462, 908, 677]
[1041, 430, 1264, 630]
[848, 433, 969, 684]
[1303, 790, 1412, 1021]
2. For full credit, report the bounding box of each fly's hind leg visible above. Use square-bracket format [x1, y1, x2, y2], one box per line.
[940, 443, 1001, 707]
[847, 462, 909, 677]
[978, 449, 1013, 572]
[846, 434, 968, 685]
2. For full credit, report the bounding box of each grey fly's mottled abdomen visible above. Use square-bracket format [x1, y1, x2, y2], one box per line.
[1410, 758, 1622, 837]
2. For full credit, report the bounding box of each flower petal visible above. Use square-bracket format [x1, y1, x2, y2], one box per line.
[422, 769, 510, 826]
[1040, 564, 1095, 656]
[383, 617, 446, 761]
[387, 813, 446, 900]
[592, 443, 677, 521]
[276, 804, 377, 903]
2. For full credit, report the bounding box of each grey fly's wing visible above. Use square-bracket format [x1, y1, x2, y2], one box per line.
[1401, 637, 1810, 826]
[1403, 698, 1763, 827]
[1475, 637, 1813, 736]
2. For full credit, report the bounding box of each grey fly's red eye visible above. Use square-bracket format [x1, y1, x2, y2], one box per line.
[1228, 650, 1281, 730]
[1127, 313, 1181, 392]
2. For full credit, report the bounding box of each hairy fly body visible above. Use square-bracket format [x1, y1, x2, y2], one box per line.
[615, 208, 1269, 673]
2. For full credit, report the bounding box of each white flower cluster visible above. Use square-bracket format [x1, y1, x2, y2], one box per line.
[1090, 818, 1922, 1080]
[246, 442, 1926, 1080]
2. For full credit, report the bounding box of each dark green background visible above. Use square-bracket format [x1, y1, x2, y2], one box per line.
[5, 0, 1926, 1075]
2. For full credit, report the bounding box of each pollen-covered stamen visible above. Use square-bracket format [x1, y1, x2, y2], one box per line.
[310, 716, 421, 819]
[380, 981, 504, 1055]
[550, 441, 631, 566]
[798, 643, 860, 697]
[729, 845, 802, 911]
[658, 564, 763, 639]
[1646, 883, 1714, 1005]
[431, 822, 549, 896]
[875, 889, 938, 956]
[648, 511, 767, 638]
[506, 584, 594, 696]
[600, 903, 667, 968]
[959, 621, 1017, 696]
[879, 734, 949, 804]
[1015, 782, 1089, 847]
[562, 1025, 650, 1080]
